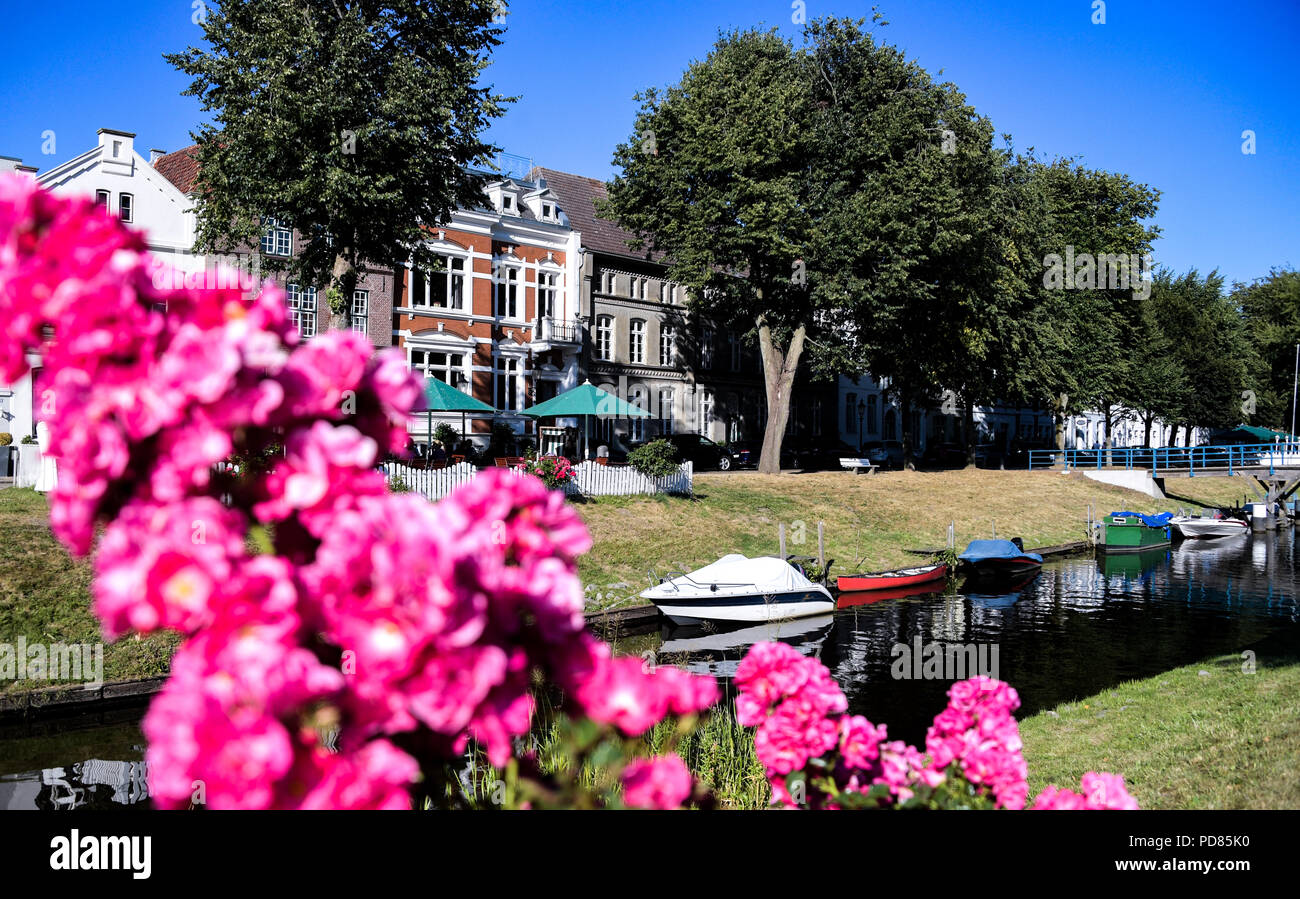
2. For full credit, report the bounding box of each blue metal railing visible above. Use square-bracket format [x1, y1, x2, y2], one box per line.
[1028, 442, 1300, 477]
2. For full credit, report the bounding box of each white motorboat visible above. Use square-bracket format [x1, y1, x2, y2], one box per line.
[1171, 515, 1249, 539]
[641, 554, 836, 624]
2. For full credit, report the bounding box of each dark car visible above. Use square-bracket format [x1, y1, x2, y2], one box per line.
[973, 443, 1005, 469]
[664, 433, 738, 471]
[920, 442, 968, 469]
[863, 440, 905, 470]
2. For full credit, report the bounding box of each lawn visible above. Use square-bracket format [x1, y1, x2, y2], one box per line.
[0, 489, 178, 693]
[1019, 630, 1300, 809]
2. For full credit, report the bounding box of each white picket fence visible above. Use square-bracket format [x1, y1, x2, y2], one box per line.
[380, 460, 693, 501]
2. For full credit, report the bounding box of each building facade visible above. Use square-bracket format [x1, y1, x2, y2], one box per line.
[391, 172, 582, 450]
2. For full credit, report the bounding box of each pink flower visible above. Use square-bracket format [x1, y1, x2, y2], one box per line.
[622, 755, 693, 809]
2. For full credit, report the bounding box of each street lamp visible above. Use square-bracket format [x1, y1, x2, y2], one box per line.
[1291, 343, 1298, 445]
[857, 400, 866, 454]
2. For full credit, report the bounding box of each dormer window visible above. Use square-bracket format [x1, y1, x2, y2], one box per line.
[112, 140, 122, 158]
[502, 193, 515, 214]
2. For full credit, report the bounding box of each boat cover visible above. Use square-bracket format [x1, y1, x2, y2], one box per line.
[670, 554, 815, 592]
[1109, 511, 1174, 527]
[959, 539, 1044, 563]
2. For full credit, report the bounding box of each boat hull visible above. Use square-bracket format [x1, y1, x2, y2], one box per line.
[650, 589, 836, 624]
[1172, 518, 1248, 540]
[837, 563, 948, 593]
[1102, 517, 1172, 552]
[963, 557, 1043, 578]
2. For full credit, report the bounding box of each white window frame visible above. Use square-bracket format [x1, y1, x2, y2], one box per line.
[94, 190, 109, 209]
[262, 216, 292, 256]
[629, 386, 647, 442]
[494, 354, 522, 412]
[351, 289, 369, 335]
[118, 193, 133, 223]
[659, 322, 676, 367]
[286, 284, 316, 338]
[659, 388, 674, 436]
[595, 315, 614, 361]
[629, 319, 645, 364]
[494, 263, 521, 320]
[537, 270, 559, 320]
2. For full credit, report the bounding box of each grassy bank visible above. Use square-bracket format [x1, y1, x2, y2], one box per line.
[1019, 633, 1300, 809]
[0, 489, 178, 693]
[575, 469, 1254, 610]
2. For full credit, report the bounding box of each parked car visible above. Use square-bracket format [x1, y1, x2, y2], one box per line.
[862, 440, 905, 470]
[973, 443, 1005, 469]
[663, 433, 738, 471]
[920, 442, 968, 469]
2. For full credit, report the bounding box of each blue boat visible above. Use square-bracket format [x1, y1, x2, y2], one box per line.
[959, 538, 1044, 578]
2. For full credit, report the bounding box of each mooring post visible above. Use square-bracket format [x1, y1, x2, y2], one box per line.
[817, 520, 825, 568]
[992, 519, 996, 539]
[779, 522, 787, 560]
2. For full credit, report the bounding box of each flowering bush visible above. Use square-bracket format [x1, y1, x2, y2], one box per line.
[517, 454, 576, 491]
[735, 642, 1138, 810]
[0, 175, 718, 809]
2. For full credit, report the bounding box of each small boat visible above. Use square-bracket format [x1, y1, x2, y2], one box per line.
[1170, 514, 1248, 540]
[958, 538, 1043, 577]
[641, 554, 835, 624]
[1102, 511, 1173, 552]
[836, 562, 948, 593]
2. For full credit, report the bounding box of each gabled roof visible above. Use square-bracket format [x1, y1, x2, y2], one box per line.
[155, 145, 200, 195]
[530, 166, 660, 262]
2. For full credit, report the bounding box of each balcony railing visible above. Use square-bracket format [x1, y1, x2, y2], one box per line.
[536, 317, 581, 345]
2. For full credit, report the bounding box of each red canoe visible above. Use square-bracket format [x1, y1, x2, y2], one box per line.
[836, 563, 949, 594]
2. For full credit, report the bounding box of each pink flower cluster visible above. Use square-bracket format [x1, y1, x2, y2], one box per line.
[0, 175, 717, 809]
[735, 642, 1138, 811]
[621, 754, 693, 809]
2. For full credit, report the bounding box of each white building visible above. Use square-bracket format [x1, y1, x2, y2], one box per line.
[36, 128, 202, 275]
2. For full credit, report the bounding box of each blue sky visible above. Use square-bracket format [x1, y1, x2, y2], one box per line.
[1, 0, 1295, 286]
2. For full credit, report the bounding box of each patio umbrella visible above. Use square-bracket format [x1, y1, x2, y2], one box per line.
[421, 377, 496, 455]
[520, 380, 650, 460]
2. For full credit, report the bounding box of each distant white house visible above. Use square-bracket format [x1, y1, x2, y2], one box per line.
[0, 158, 42, 446]
[36, 128, 202, 275]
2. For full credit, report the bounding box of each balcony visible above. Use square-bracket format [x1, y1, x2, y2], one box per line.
[533, 316, 582, 349]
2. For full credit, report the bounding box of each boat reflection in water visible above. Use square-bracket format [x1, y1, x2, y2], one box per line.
[656, 613, 835, 678]
[963, 571, 1041, 610]
[1097, 547, 1170, 581]
[0, 758, 149, 810]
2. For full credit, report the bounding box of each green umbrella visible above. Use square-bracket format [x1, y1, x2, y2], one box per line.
[521, 380, 649, 460]
[421, 377, 496, 456]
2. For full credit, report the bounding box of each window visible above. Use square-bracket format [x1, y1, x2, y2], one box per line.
[410, 349, 467, 388]
[602, 271, 616, 295]
[351, 289, 369, 335]
[867, 395, 878, 435]
[414, 255, 465, 310]
[729, 332, 742, 371]
[94, 190, 109, 208]
[846, 393, 857, 434]
[538, 271, 558, 319]
[629, 386, 647, 442]
[659, 388, 674, 436]
[701, 327, 714, 369]
[595, 315, 614, 361]
[495, 265, 520, 318]
[118, 193, 133, 223]
[494, 356, 521, 411]
[701, 390, 715, 434]
[541, 202, 554, 221]
[502, 194, 515, 213]
[629, 319, 645, 364]
[286, 284, 316, 338]
[262, 216, 292, 256]
[812, 399, 823, 437]
[659, 323, 676, 366]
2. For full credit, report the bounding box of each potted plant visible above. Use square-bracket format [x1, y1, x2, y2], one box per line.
[0, 432, 12, 478]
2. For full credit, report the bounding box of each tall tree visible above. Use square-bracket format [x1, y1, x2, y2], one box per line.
[168, 0, 508, 325]
[1236, 268, 1300, 430]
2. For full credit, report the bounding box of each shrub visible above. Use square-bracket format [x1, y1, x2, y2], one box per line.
[518, 455, 577, 491]
[433, 423, 458, 448]
[387, 475, 411, 493]
[628, 439, 679, 478]
[0, 432, 11, 446]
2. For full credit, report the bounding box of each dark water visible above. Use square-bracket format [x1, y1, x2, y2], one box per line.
[3, 532, 1298, 808]
[653, 531, 1300, 746]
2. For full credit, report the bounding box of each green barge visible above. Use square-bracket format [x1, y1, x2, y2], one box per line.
[1101, 512, 1173, 553]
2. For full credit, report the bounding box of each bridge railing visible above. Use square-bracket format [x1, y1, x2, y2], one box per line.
[1028, 442, 1300, 477]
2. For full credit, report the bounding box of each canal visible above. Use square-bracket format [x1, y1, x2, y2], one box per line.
[3, 531, 1298, 809]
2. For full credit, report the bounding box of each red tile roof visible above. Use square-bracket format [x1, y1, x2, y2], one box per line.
[154, 145, 200, 195]
[531, 166, 660, 262]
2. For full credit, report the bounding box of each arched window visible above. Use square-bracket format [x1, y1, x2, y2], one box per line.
[595, 315, 613, 361]
[629, 319, 645, 364]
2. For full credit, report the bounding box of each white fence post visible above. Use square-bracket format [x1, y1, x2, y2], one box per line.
[381, 459, 693, 501]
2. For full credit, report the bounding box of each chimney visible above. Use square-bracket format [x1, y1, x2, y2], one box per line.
[150, 149, 166, 165]
[0, 156, 36, 176]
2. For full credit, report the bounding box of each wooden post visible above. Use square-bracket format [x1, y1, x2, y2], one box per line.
[991, 519, 996, 539]
[779, 522, 787, 560]
[817, 521, 825, 568]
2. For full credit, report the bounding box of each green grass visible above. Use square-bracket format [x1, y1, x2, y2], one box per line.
[1020, 631, 1300, 809]
[574, 469, 1226, 611]
[0, 489, 178, 692]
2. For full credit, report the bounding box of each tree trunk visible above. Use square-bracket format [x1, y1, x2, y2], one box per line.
[900, 385, 915, 471]
[963, 395, 977, 468]
[756, 314, 806, 475]
[1143, 413, 1153, 448]
[1054, 395, 1068, 451]
[328, 252, 357, 332]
